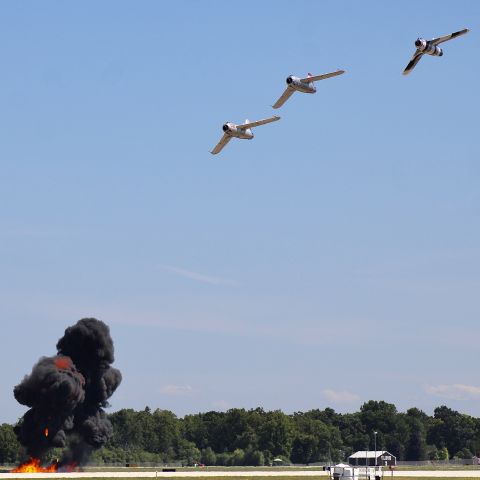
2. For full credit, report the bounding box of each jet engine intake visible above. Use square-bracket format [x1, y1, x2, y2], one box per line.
[222, 123, 237, 134]
[286, 75, 300, 86]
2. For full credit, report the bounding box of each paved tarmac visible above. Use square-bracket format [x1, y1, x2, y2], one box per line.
[1, 470, 480, 479]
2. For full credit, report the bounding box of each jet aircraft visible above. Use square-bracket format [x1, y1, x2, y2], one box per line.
[403, 28, 469, 75]
[272, 70, 345, 109]
[210, 116, 280, 155]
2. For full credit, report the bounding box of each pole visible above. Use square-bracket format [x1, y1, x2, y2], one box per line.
[374, 431, 377, 478]
[365, 445, 370, 480]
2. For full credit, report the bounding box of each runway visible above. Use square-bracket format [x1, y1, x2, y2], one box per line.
[1, 470, 480, 479]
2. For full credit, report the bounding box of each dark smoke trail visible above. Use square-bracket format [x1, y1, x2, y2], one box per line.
[14, 318, 122, 466]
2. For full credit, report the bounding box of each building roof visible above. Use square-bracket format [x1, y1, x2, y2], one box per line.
[349, 451, 393, 459]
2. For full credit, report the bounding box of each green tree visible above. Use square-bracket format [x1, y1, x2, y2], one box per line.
[290, 434, 315, 464]
[426, 446, 439, 460]
[402, 410, 429, 461]
[0, 423, 21, 464]
[405, 419, 427, 461]
[234, 426, 259, 451]
[428, 406, 476, 456]
[258, 411, 294, 458]
[229, 448, 245, 466]
[438, 446, 449, 461]
[360, 401, 398, 434]
[244, 449, 265, 466]
[215, 452, 232, 466]
[177, 439, 200, 466]
[336, 413, 367, 456]
[454, 447, 472, 459]
[223, 409, 252, 452]
[109, 409, 146, 452]
[152, 409, 180, 458]
[200, 447, 216, 465]
[182, 414, 209, 450]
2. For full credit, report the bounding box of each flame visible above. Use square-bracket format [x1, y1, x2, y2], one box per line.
[44, 427, 49, 437]
[11, 458, 80, 473]
[11, 458, 58, 473]
[54, 356, 72, 370]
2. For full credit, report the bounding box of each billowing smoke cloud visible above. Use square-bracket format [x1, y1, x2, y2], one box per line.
[14, 318, 122, 466]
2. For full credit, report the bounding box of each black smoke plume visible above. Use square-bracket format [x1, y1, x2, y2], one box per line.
[14, 318, 122, 466]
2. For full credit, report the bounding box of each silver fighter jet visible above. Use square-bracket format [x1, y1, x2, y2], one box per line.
[403, 28, 469, 75]
[272, 70, 345, 109]
[210, 116, 280, 155]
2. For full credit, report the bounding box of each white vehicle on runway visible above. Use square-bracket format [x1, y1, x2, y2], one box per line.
[272, 69, 345, 109]
[403, 28, 469, 75]
[210, 115, 280, 155]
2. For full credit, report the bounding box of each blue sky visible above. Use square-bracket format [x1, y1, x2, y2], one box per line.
[1, 0, 480, 424]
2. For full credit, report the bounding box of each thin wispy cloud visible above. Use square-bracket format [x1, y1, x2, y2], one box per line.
[322, 389, 360, 404]
[160, 265, 238, 286]
[160, 384, 196, 396]
[424, 383, 480, 400]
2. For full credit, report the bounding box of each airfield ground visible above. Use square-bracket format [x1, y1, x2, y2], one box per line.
[2, 469, 480, 479]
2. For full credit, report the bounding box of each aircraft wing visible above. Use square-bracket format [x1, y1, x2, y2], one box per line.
[210, 133, 232, 155]
[403, 50, 424, 75]
[300, 69, 345, 83]
[238, 115, 281, 130]
[431, 28, 469, 45]
[272, 88, 295, 109]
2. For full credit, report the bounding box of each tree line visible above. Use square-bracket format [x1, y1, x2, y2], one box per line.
[1, 401, 480, 466]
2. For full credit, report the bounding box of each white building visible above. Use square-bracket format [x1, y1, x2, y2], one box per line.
[348, 451, 396, 467]
[328, 463, 377, 480]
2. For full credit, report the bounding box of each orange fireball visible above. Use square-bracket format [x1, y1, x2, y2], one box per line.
[54, 356, 72, 370]
[11, 458, 58, 473]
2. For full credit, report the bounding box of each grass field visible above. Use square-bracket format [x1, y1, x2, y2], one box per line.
[81, 468, 325, 473]
[395, 467, 480, 471]
[76, 466, 480, 473]
[2, 466, 480, 480]
[3, 465, 480, 473]
[0, 474, 480, 480]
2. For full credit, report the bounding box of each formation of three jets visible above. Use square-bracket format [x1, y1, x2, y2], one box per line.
[211, 28, 469, 155]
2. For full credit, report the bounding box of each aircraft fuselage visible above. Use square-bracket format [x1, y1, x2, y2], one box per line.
[222, 123, 254, 140]
[415, 38, 443, 56]
[286, 76, 316, 94]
